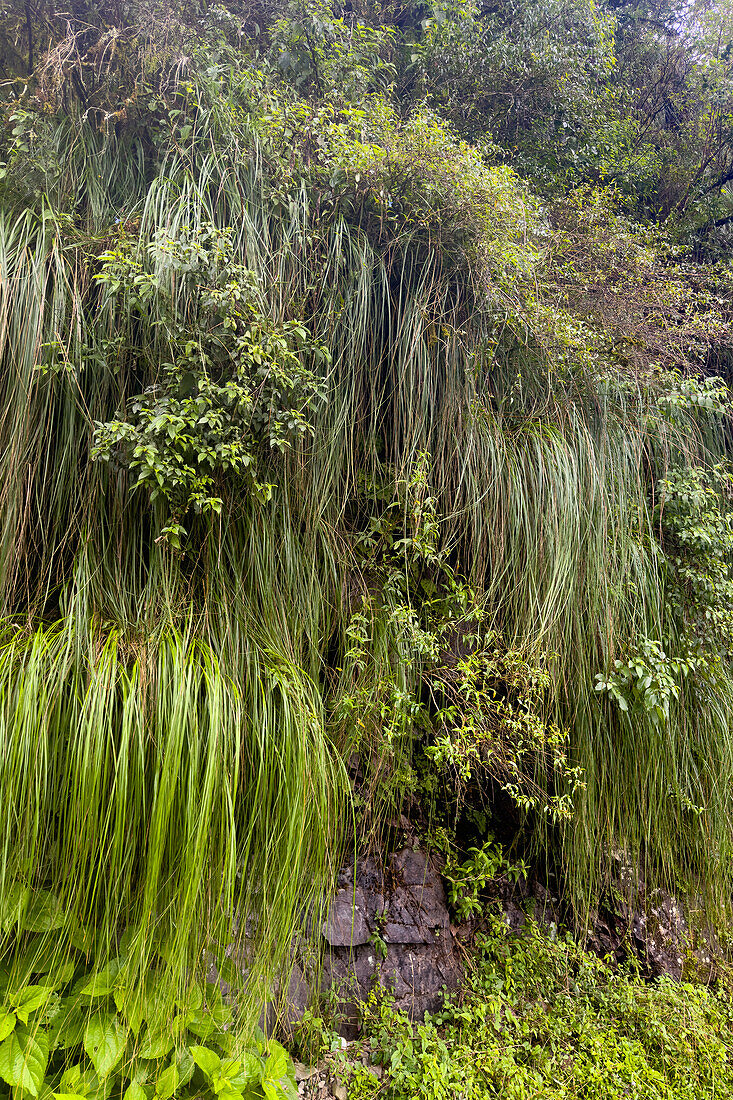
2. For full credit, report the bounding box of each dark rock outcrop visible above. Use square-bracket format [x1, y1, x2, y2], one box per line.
[278, 846, 724, 1041]
[322, 847, 462, 1031]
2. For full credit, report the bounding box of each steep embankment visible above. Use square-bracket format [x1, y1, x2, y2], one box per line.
[0, 1, 733, 1096]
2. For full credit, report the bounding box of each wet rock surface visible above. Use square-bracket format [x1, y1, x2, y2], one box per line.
[283, 846, 724, 1042]
[322, 847, 461, 1030]
[585, 885, 721, 982]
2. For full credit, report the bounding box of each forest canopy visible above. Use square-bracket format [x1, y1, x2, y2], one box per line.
[2, 0, 733, 224]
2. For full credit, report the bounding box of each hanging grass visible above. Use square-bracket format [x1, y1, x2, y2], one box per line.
[0, 53, 732, 1038]
[0, 608, 344, 1032]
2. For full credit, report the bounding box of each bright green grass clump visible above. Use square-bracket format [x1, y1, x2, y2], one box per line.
[331, 919, 733, 1100]
[0, 611, 345, 1031]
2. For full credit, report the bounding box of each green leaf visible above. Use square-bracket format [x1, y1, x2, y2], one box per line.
[50, 960, 77, 989]
[184, 1012, 218, 1041]
[59, 1065, 111, 1100]
[186, 991, 231, 1039]
[13, 987, 54, 1025]
[11, 947, 74, 989]
[176, 984, 203, 1017]
[23, 892, 64, 933]
[116, 972, 176, 1036]
[189, 1046, 220, 1080]
[50, 1001, 86, 1051]
[216, 1087, 244, 1100]
[219, 1059, 241, 1079]
[0, 1023, 49, 1096]
[264, 1046, 288, 1083]
[83, 1013, 128, 1078]
[0, 884, 29, 934]
[75, 960, 122, 999]
[13, 942, 77, 987]
[0, 1013, 15, 1043]
[123, 1084, 147, 1100]
[214, 959, 239, 988]
[154, 1065, 178, 1100]
[172, 1049, 194, 1090]
[137, 1025, 175, 1061]
[184, 999, 233, 1041]
[231, 1053, 261, 1088]
[68, 923, 89, 954]
[58, 1064, 83, 1092]
[262, 1043, 295, 1100]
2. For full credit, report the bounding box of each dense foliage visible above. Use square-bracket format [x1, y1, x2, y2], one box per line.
[317, 917, 733, 1098]
[0, 907, 299, 1100]
[1, 0, 733, 1086]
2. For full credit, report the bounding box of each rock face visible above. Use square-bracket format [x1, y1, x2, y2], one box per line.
[281, 846, 724, 1041]
[322, 847, 461, 1031]
[585, 885, 722, 983]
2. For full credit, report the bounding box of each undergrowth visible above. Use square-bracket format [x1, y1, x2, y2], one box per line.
[322, 918, 733, 1099]
[0, 929, 299, 1100]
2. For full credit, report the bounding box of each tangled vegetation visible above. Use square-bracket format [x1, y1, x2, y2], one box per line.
[319, 917, 733, 1099]
[1, 0, 733, 1091]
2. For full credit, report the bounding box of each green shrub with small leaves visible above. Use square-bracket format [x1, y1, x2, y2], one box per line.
[92, 225, 329, 546]
[594, 637, 697, 728]
[657, 463, 733, 655]
[324, 918, 733, 1100]
[441, 838, 528, 920]
[332, 454, 583, 834]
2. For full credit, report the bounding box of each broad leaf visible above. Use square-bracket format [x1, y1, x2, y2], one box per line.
[176, 983, 203, 1016]
[60, 1065, 112, 1100]
[189, 1046, 220, 1080]
[186, 996, 232, 1040]
[123, 1084, 147, 1100]
[0, 884, 29, 934]
[11, 939, 69, 980]
[154, 1065, 178, 1100]
[41, 959, 76, 989]
[171, 1049, 194, 1090]
[0, 1023, 49, 1095]
[184, 1012, 217, 1041]
[124, 1084, 148, 1100]
[262, 1044, 295, 1100]
[215, 959, 240, 988]
[137, 1025, 175, 1061]
[83, 1013, 128, 1078]
[58, 1064, 83, 1092]
[75, 960, 123, 999]
[0, 1012, 15, 1043]
[230, 1053, 261, 1088]
[50, 1002, 86, 1050]
[220, 1059, 241, 1079]
[23, 892, 65, 934]
[228, 1051, 263, 1086]
[13, 987, 55, 1025]
[216, 1087, 244, 1100]
[116, 972, 175, 1036]
[264, 1046, 288, 1083]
